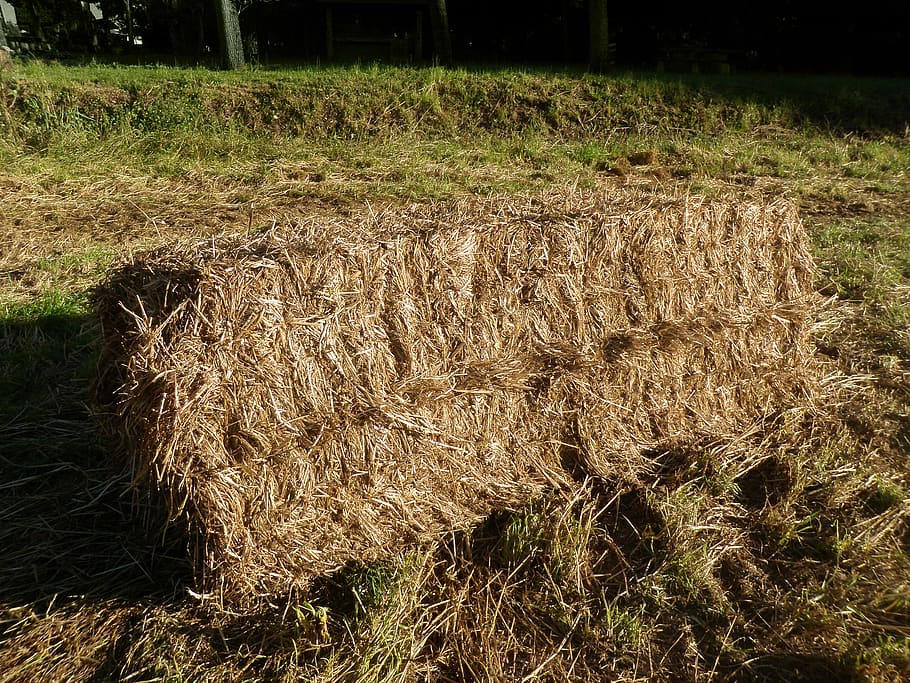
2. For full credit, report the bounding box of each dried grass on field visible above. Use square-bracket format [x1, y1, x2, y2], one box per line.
[93, 187, 819, 606]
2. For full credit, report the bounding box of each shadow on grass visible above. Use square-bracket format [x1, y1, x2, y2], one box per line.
[657, 73, 910, 137]
[740, 653, 857, 682]
[0, 309, 191, 611]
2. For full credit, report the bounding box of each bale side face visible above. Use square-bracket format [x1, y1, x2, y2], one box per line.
[94, 187, 818, 604]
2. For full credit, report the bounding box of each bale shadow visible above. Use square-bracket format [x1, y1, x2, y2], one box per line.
[735, 652, 857, 682]
[0, 311, 191, 611]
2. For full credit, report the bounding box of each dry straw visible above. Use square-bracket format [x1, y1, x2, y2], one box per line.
[93, 186, 819, 606]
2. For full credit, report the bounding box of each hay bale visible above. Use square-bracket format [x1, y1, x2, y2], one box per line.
[94, 187, 818, 604]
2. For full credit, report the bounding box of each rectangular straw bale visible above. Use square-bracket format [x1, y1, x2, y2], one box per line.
[93, 187, 818, 605]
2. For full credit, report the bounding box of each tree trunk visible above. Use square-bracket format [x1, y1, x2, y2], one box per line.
[428, 0, 451, 66]
[214, 0, 244, 69]
[588, 0, 609, 72]
[124, 0, 133, 46]
[0, 16, 8, 53]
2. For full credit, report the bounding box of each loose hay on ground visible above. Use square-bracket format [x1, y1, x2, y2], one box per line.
[93, 187, 819, 606]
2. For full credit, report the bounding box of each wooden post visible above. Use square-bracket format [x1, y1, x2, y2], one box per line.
[588, 0, 609, 72]
[325, 6, 333, 61]
[428, 0, 451, 65]
[414, 9, 423, 61]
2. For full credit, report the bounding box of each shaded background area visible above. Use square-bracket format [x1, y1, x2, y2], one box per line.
[1, 0, 908, 74]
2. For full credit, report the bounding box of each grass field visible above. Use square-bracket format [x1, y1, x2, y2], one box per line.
[1, 62, 909, 682]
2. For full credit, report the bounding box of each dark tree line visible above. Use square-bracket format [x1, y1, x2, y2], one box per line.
[1, 1, 907, 75]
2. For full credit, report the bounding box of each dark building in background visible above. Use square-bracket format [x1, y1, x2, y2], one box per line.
[243, 0, 432, 64]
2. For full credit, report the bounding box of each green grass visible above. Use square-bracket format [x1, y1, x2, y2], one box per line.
[3, 63, 908, 183]
[1, 63, 909, 682]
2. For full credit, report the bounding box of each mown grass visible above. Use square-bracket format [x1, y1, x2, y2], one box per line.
[1, 63, 909, 682]
[3, 63, 908, 180]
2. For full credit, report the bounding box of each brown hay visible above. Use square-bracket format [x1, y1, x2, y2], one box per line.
[93, 186, 819, 605]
